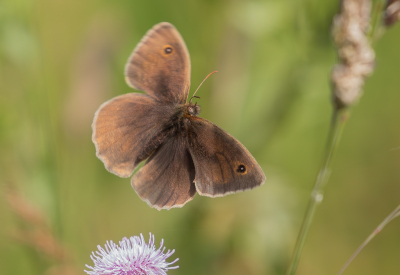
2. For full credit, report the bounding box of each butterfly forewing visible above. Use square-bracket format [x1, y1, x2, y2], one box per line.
[124, 22, 191, 104]
[187, 117, 266, 197]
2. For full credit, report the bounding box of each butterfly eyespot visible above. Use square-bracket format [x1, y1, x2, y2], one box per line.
[236, 164, 247, 174]
[163, 45, 173, 54]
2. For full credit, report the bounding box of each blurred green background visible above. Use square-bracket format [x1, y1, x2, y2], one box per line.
[1, 0, 399, 274]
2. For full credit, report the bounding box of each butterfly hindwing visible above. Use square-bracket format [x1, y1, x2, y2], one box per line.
[131, 133, 196, 210]
[92, 93, 176, 178]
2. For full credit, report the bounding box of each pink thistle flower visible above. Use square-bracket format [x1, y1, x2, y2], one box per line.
[85, 233, 179, 275]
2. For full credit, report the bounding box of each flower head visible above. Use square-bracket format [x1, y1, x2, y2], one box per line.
[85, 233, 179, 275]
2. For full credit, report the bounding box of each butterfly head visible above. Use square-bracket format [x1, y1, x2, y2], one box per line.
[187, 102, 201, 117]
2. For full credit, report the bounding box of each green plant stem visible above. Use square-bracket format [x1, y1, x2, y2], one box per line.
[337, 204, 400, 275]
[287, 107, 349, 275]
[369, 0, 386, 43]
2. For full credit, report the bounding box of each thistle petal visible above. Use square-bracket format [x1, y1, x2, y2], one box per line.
[85, 233, 179, 275]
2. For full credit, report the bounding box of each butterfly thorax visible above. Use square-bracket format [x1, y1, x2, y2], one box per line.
[170, 102, 201, 131]
[134, 102, 199, 165]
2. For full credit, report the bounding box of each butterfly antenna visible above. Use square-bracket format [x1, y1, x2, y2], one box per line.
[190, 71, 218, 103]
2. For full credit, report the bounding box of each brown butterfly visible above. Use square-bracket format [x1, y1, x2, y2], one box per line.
[92, 22, 265, 210]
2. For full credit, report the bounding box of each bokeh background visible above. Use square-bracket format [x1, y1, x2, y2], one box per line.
[1, 0, 399, 274]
